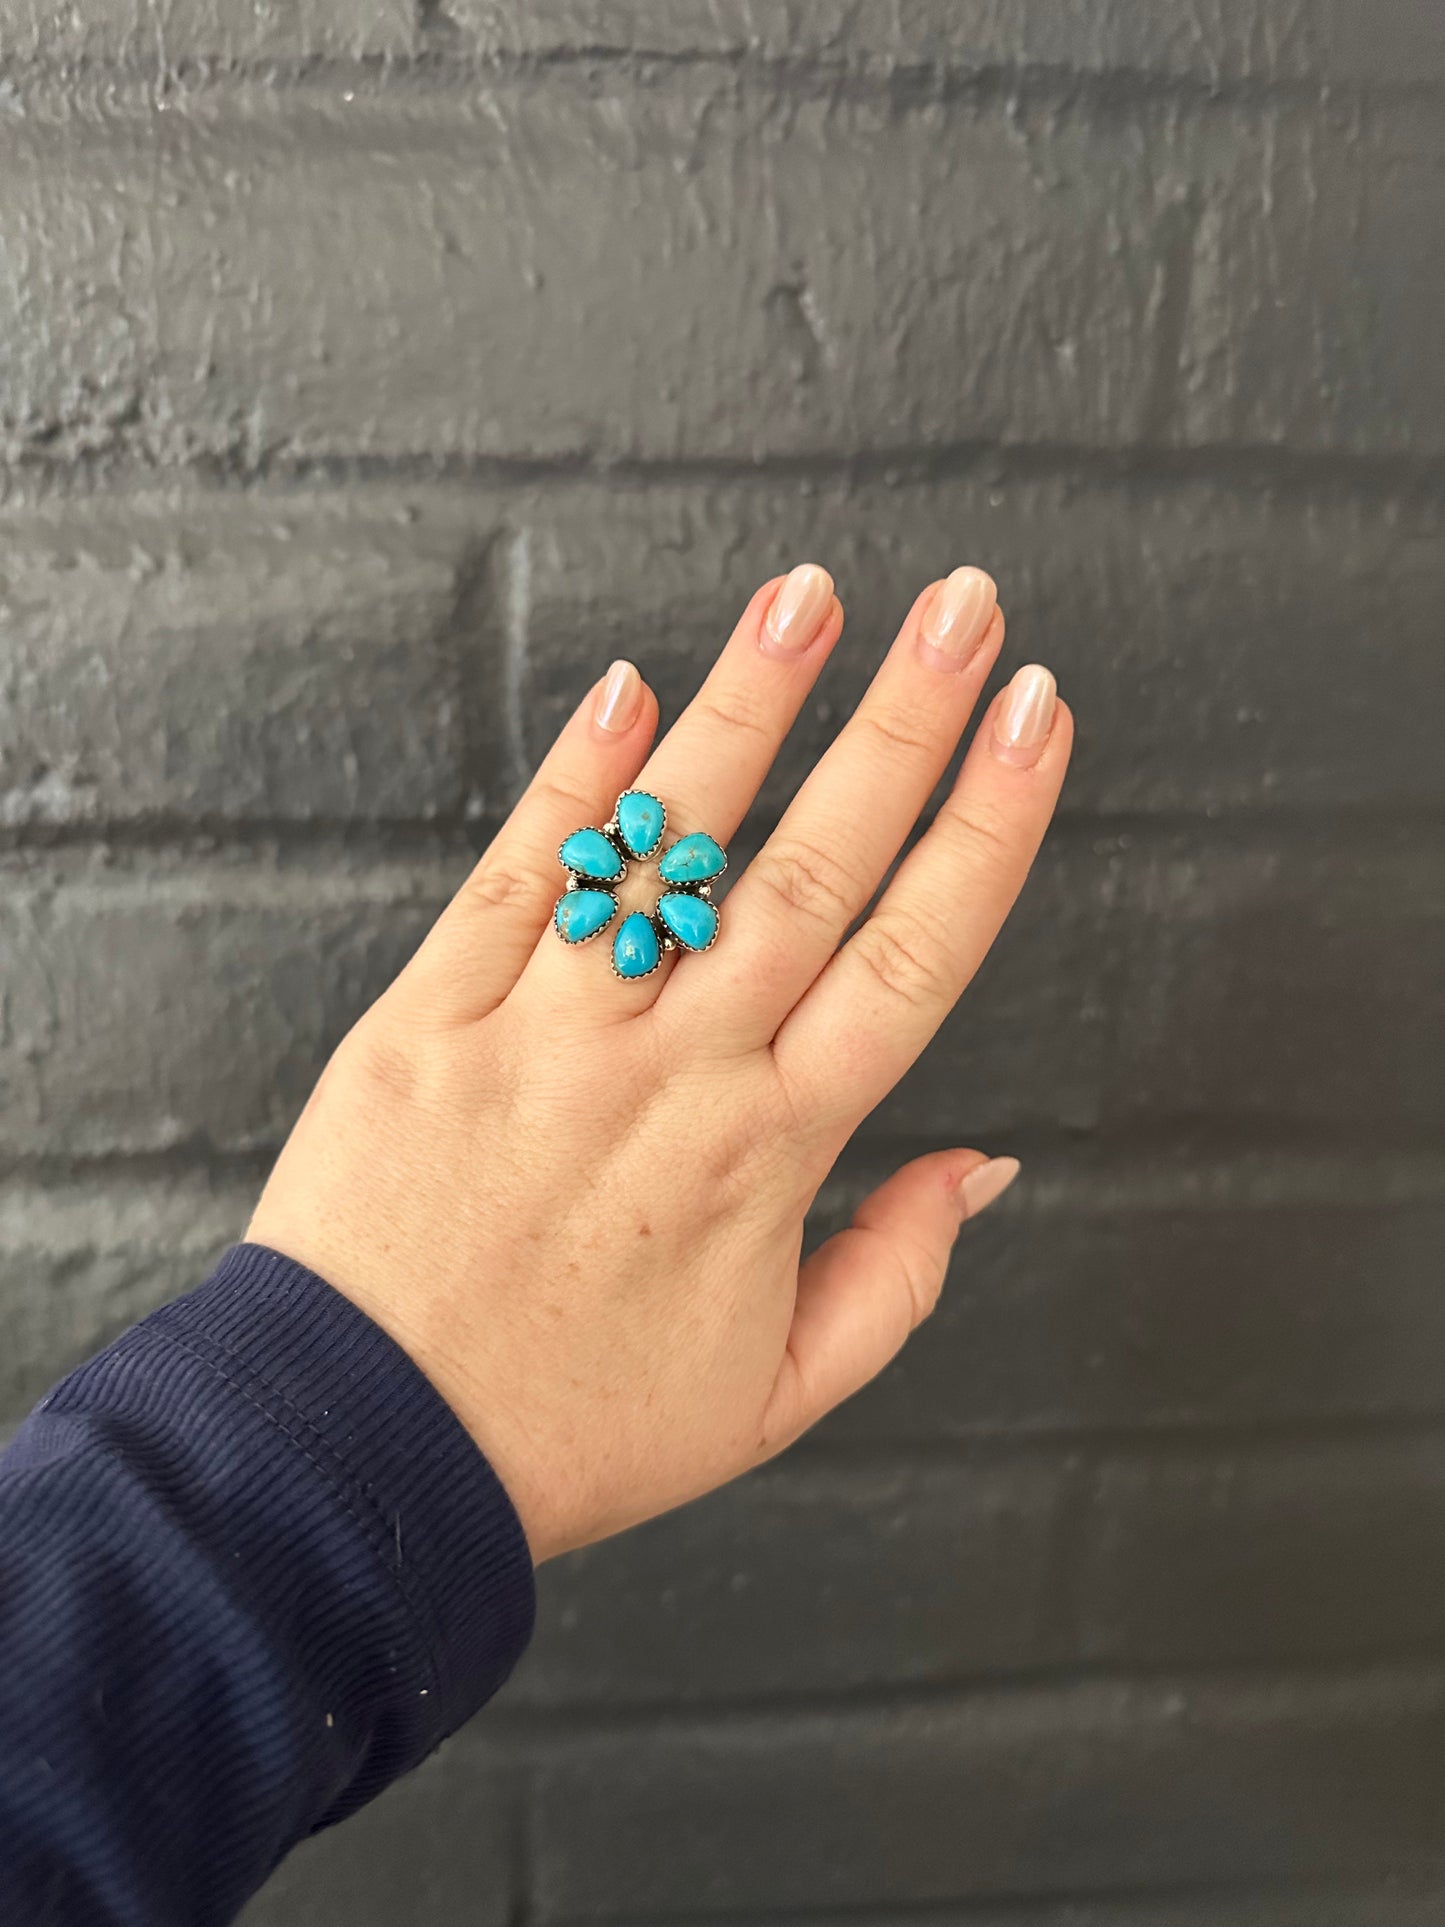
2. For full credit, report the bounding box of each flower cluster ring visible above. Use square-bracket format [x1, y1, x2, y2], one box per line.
[553, 789, 728, 980]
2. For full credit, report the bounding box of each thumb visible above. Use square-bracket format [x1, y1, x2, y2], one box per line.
[761, 1150, 1020, 1454]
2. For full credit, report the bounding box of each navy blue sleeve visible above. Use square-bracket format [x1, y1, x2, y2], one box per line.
[0, 1243, 536, 1927]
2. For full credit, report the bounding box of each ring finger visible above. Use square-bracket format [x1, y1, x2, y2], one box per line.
[513, 564, 844, 1019]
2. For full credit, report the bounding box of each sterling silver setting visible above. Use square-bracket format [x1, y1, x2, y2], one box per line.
[554, 789, 727, 981]
[606, 914, 668, 981]
[610, 789, 666, 859]
[552, 874, 618, 944]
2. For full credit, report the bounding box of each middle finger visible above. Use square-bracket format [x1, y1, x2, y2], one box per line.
[675, 566, 1005, 1043]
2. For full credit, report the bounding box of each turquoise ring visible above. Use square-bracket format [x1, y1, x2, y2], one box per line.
[553, 788, 727, 981]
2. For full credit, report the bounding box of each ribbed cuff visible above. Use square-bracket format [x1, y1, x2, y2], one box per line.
[146, 1242, 536, 1747]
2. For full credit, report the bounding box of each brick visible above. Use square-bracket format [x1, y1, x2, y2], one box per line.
[530, 1668, 1445, 1913]
[1, 833, 1436, 1159]
[827, 1192, 1445, 1440]
[7, 0, 1441, 88]
[1079, 1436, 1445, 1669]
[0, 851, 455, 1159]
[1312, 0, 1445, 86]
[1098, 835, 1445, 1139]
[4, 474, 1438, 834]
[0, 490, 505, 829]
[1175, 97, 1445, 456]
[0, 1170, 252, 1428]
[0, 0, 415, 65]
[519, 476, 1445, 817]
[525, 1456, 1068, 1706]
[0, 87, 1436, 468]
[238, 1734, 513, 1927]
[867, 832, 1445, 1144]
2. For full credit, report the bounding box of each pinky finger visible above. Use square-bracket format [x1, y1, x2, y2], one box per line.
[774, 665, 1072, 1133]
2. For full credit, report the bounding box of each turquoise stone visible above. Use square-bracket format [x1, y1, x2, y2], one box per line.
[613, 910, 661, 978]
[657, 832, 726, 884]
[616, 790, 665, 858]
[554, 888, 617, 944]
[657, 891, 718, 952]
[559, 827, 625, 881]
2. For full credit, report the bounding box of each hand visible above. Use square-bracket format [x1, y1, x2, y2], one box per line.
[248, 565, 1072, 1562]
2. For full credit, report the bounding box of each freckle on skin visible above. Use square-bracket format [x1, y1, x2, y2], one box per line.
[638, 1221, 652, 1237]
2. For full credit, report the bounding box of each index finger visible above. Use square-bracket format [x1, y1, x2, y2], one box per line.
[772, 666, 1073, 1134]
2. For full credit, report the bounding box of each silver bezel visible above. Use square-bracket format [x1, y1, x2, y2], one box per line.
[656, 889, 721, 954]
[554, 791, 726, 973]
[608, 909, 666, 980]
[609, 788, 667, 860]
[656, 833, 728, 889]
[556, 825, 627, 884]
[553, 885, 619, 945]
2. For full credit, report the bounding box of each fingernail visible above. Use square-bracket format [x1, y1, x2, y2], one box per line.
[761, 563, 834, 658]
[956, 1156, 1021, 1221]
[595, 658, 643, 734]
[991, 665, 1057, 767]
[919, 566, 997, 669]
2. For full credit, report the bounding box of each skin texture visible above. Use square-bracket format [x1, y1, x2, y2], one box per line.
[248, 568, 1073, 1562]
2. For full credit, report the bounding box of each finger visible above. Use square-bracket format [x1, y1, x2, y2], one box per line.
[759, 1150, 1020, 1453]
[514, 566, 844, 1020]
[775, 665, 1072, 1131]
[395, 659, 658, 1021]
[681, 568, 1005, 1046]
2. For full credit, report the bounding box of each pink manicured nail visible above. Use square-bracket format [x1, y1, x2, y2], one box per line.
[956, 1156, 1021, 1220]
[919, 566, 997, 669]
[595, 658, 643, 733]
[761, 563, 834, 658]
[991, 665, 1057, 767]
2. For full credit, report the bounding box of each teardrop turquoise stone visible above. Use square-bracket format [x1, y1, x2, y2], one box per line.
[613, 910, 660, 978]
[658, 832, 726, 883]
[616, 790, 665, 858]
[657, 891, 718, 952]
[559, 827, 625, 881]
[554, 888, 617, 944]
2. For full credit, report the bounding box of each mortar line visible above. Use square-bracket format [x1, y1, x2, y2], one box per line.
[501, 526, 534, 804]
[0, 48, 1441, 112]
[3, 440, 1443, 508]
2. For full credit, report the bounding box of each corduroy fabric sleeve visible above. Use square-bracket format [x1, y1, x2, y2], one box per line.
[0, 1242, 536, 1927]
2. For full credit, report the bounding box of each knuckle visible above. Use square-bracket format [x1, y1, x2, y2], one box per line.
[753, 835, 861, 933]
[939, 798, 1021, 879]
[902, 1248, 946, 1330]
[464, 861, 539, 916]
[852, 908, 955, 1009]
[872, 1225, 948, 1334]
[533, 772, 605, 829]
[858, 704, 937, 759]
[693, 684, 774, 744]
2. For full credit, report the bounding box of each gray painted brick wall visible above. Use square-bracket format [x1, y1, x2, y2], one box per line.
[1, 2, 1442, 1920]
